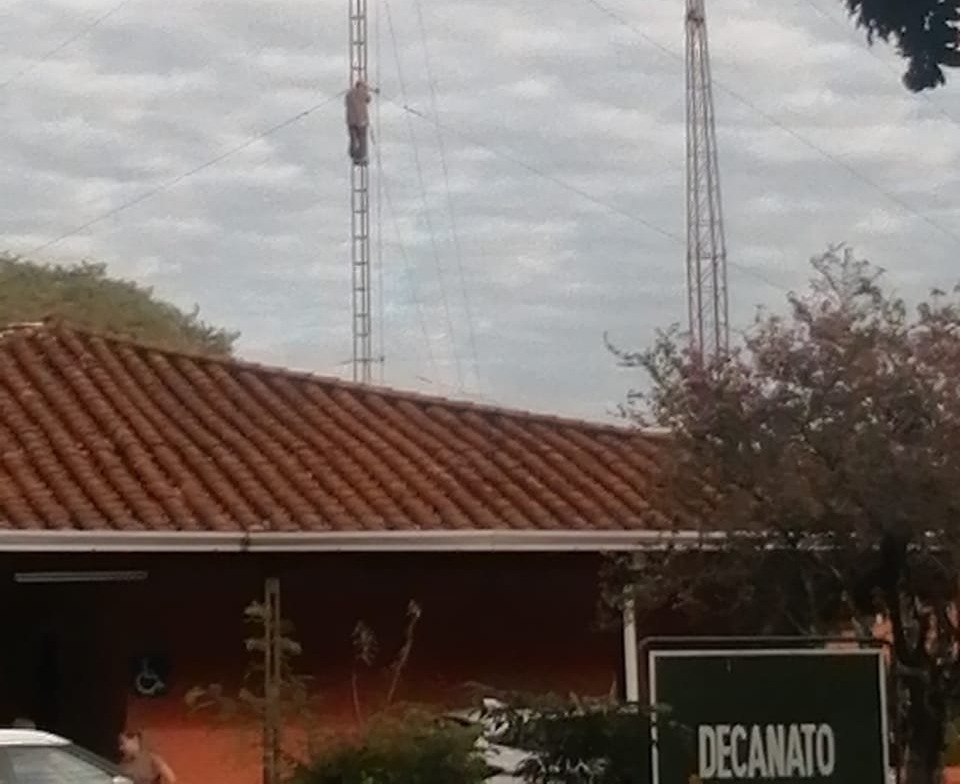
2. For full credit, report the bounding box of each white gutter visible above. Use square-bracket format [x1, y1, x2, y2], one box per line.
[0, 528, 905, 553]
[0, 529, 725, 553]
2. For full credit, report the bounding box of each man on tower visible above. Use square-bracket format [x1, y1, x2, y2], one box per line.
[346, 79, 372, 165]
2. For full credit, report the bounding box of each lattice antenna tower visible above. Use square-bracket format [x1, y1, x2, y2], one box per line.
[349, 0, 375, 383]
[685, 0, 729, 361]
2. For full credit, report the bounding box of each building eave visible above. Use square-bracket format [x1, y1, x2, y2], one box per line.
[0, 529, 714, 554]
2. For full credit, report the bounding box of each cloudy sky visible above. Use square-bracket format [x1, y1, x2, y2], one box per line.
[2, 0, 959, 421]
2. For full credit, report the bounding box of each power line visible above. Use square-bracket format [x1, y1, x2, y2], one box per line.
[383, 0, 465, 390]
[414, 374, 501, 404]
[16, 4, 790, 302]
[412, 0, 483, 393]
[27, 91, 344, 255]
[582, 0, 678, 61]
[398, 102, 683, 242]
[0, 0, 136, 91]
[727, 260, 793, 293]
[397, 100, 794, 295]
[379, 156, 442, 382]
[799, 0, 960, 127]
[579, 0, 960, 248]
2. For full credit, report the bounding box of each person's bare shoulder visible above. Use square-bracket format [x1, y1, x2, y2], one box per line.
[153, 754, 177, 784]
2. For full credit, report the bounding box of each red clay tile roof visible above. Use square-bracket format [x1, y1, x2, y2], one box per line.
[0, 323, 669, 533]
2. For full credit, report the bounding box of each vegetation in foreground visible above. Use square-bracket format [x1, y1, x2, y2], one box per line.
[287, 709, 489, 784]
[612, 248, 960, 784]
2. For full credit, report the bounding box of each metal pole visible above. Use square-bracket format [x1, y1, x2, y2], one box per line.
[263, 577, 281, 784]
[684, 0, 729, 362]
[350, 0, 373, 384]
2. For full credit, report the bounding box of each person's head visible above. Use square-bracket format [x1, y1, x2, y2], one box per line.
[355, 79, 365, 90]
[119, 730, 144, 759]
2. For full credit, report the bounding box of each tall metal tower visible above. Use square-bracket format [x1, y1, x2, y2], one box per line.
[685, 0, 729, 361]
[349, 0, 373, 383]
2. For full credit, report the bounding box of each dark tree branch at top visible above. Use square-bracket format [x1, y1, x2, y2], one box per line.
[843, 0, 960, 90]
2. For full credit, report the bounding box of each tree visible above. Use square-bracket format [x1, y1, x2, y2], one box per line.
[350, 599, 422, 723]
[0, 253, 237, 354]
[186, 584, 316, 784]
[615, 248, 960, 784]
[487, 691, 654, 784]
[841, 0, 960, 91]
[287, 709, 489, 784]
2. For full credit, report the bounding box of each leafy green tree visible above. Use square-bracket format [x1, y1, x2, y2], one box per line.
[842, 0, 960, 90]
[615, 248, 960, 784]
[0, 253, 237, 354]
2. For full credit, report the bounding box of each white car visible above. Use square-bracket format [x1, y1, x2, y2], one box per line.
[447, 698, 616, 783]
[0, 730, 132, 784]
[475, 734, 533, 784]
[445, 698, 536, 783]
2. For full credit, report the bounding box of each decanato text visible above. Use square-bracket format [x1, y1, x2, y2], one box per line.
[697, 723, 836, 780]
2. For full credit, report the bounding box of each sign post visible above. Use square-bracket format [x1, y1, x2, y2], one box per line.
[648, 647, 888, 784]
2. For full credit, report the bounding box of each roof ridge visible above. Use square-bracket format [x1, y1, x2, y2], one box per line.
[4, 319, 647, 437]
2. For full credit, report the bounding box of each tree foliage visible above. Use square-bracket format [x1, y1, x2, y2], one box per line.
[0, 253, 237, 354]
[285, 600, 484, 784]
[842, 0, 960, 90]
[187, 595, 427, 783]
[350, 600, 423, 723]
[490, 693, 653, 784]
[616, 248, 960, 783]
[482, 689, 695, 784]
[185, 595, 316, 779]
[287, 709, 489, 784]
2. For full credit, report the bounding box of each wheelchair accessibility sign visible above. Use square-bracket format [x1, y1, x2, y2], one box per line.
[131, 655, 170, 698]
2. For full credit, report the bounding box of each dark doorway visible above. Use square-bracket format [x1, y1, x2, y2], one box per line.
[30, 632, 62, 731]
[3, 580, 128, 759]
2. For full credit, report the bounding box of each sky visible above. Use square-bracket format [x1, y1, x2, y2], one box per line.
[2, 0, 959, 422]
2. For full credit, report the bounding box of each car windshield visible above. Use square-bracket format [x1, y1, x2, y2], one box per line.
[63, 744, 121, 774]
[1, 744, 120, 783]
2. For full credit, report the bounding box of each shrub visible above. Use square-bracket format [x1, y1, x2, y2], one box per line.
[944, 718, 960, 767]
[486, 692, 688, 784]
[490, 696, 647, 783]
[287, 709, 489, 784]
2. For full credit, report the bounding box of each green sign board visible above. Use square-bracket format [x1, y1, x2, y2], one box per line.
[648, 648, 888, 784]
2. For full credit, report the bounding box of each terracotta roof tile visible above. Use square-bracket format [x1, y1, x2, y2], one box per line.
[0, 323, 672, 533]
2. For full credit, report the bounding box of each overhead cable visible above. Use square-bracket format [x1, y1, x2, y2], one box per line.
[383, 0, 465, 390]
[0, 0, 136, 91]
[28, 91, 344, 255]
[412, 0, 483, 392]
[581, 0, 960, 248]
[398, 101, 792, 294]
[379, 160, 443, 382]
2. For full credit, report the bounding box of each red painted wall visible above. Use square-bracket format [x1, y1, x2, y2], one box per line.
[0, 552, 620, 784]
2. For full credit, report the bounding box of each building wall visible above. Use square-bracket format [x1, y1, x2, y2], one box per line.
[0, 551, 620, 784]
